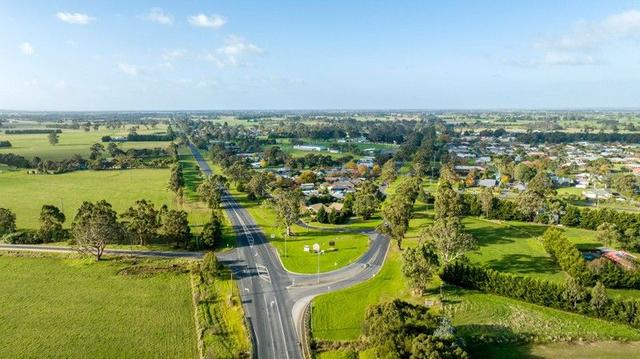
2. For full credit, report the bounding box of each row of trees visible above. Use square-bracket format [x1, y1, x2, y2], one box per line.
[400, 168, 477, 296]
[441, 261, 640, 330]
[1, 199, 224, 260]
[541, 228, 640, 289]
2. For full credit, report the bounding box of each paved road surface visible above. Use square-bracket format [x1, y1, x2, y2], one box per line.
[0, 243, 203, 259]
[188, 143, 390, 358]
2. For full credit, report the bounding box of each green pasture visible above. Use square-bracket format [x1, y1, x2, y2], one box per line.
[0, 125, 170, 161]
[0, 255, 197, 358]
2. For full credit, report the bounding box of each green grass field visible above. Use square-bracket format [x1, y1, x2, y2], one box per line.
[310, 204, 640, 356]
[464, 218, 601, 282]
[232, 190, 370, 273]
[311, 247, 409, 340]
[0, 168, 175, 229]
[0, 166, 218, 250]
[0, 125, 170, 161]
[0, 254, 197, 358]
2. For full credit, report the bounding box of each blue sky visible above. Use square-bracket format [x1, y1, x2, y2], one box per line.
[1, 0, 640, 110]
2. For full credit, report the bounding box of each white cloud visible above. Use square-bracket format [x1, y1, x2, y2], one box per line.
[188, 13, 226, 29]
[23, 79, 39, 88]
[541, 52, 597, 66]
[144, 8, 173, 25]
[118, 62, 173, 76]
[19, 42, 34, 55]
[56, 12, 95, 25]
[118, 63, 139, 76]
[518, 9, 640, 67]
[204, 35, 263, 67]
[55, 80, 67, 89]
[162, 49, 186, 61]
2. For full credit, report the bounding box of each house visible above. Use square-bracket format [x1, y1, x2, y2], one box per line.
[478, 179, 497, 188]
[357, 156, 375, 168]
[583, 189, 613, 200]
[300, 183, 315, 191]
[294, 145, 325, 152]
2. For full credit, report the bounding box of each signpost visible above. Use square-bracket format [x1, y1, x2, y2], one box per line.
[313, 243, 320, 284]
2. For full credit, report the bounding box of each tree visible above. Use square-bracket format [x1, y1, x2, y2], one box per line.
[517, 172, 556, 219]
[402, 243, 439, 295]
[298, 170, 317, 184]
[379, 196, 412, 249]
[246, 171, 270, 200]
[381, 159, 397, 184]
[200, 210, 224, 249]
[562, 276, 587, 310]
[168, 164, 185, 194]
[72, 200, 124, 261]
[378, 176, 421, 249]
[121, 199, 160, 246]
[596, 222, 620, 247]
[197, 175, 228, 210]
[0, 208, 17, 235]
[38, 205, 66, 243]
[410, 334, 469, 359]
[421, 217, 475, 265]
[161, 209, 191, 247]
[590, 281, 609, 313]
[226, 160, 251, 185]
[363, 299, 441, 358]
[201, 252, 219, 278]
[611, 173, 637, 197]
[434, 181, 462, 219]
[271, 188, 302, 236]
[513, 163, 536, 183]
[316, 206, 328, 223]
[478, 187, 494, 218]
[89, 143, 105, 160]
[48, 132, 59, 146]
[353, 181, 380, 220]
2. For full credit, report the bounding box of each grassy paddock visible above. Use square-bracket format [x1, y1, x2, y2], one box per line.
[0, 254, 197, 358]
[0, 126, 170, 161]
[0, 168, 174, 229]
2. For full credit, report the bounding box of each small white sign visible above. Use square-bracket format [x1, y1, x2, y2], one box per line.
[312, 243, 320, 252]
[304, 245, 310, 252]
[271, 234, 275, 239]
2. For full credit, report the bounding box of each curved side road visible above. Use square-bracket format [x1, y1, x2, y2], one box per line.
[0, 243, 203, 259]
[189, 143, 391, 358]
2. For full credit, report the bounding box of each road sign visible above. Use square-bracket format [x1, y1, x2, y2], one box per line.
[312, 243, 320, 252]
[304, 245, 310, 252]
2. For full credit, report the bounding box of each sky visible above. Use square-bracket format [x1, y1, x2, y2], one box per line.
[1, 0, 640, 110]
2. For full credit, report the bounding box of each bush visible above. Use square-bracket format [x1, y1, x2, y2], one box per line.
[2, 230, 41, 244]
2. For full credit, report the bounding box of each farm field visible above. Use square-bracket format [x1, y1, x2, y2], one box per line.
[0, 126, 170, 161]
[0, 168, 175, 229]
[0, 255, 197, 358]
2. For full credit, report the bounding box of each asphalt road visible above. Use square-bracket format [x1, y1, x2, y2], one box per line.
[0, 243, 203, 259]
[189, 143, 391, 359]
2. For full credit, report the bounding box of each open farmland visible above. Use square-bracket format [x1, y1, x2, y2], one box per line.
[0, 255, 197, 358]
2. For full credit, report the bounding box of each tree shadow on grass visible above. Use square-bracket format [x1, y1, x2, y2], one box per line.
[485, 253, 559, 275]
[467, 225, 516, 247]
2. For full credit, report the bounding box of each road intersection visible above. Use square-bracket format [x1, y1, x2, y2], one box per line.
[188, 143, 391, 358]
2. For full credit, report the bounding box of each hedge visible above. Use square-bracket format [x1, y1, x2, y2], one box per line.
[441, 262, 640, 329]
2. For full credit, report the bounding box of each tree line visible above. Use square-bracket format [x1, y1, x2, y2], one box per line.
[441, 261, 640, 331]
[0, 199, 224, 260]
